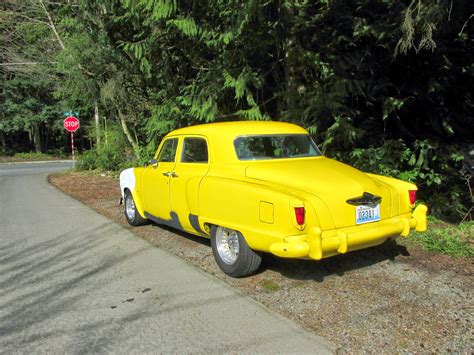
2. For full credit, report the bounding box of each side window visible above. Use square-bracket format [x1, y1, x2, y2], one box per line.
[158, 138, 178, 162]
[181, 138, 208, 163]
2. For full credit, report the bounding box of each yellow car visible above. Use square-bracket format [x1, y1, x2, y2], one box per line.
[120, 121, 427, 277]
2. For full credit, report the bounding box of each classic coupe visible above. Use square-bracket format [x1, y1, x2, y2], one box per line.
[120, 121, 427, 277]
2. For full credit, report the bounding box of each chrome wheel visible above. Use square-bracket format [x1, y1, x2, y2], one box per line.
[215, 226, 240, 265]
[211, 226, 262, 277]
[125, 194, 136, 221]
[123, 191, 147, 226]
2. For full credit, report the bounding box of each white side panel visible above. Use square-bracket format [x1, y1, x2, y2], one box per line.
[119, 168, 136, 198]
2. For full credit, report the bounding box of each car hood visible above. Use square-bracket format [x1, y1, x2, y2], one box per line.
[245, 157, 393, 228]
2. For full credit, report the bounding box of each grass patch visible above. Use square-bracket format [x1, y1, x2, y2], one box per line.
[0, 151, 68, 162]
[260, 279, 281, 292]
[14, 152, 56, 160]
[411, 219, 473, 257]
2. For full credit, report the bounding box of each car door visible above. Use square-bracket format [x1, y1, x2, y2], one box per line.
[142, 137, 179, 221]
[169, 136, 210, 234]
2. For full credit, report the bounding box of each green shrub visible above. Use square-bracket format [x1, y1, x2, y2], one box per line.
[75, 149, 100, 170]
[76, 124, 137, 171]
[135, 141, 158, 166]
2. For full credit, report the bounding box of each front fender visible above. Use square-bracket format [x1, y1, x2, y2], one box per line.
[119, 168, 146, 219]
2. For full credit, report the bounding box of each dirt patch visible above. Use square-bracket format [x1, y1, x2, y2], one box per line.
[49, 171, 473, 353]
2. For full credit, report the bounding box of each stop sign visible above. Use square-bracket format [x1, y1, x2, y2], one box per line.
[64, 116, 80, 132]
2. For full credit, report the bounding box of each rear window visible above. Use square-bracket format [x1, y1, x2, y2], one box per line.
[234, 134, 321, 160]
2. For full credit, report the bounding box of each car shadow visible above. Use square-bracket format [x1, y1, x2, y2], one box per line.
[149, 223, 211, 247]
[259, 239, 411, 282]
[147, 221, 410, 283]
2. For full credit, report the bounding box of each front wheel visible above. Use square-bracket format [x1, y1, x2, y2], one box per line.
[124, 190, 147, 226]
[211, 226, 262, 278]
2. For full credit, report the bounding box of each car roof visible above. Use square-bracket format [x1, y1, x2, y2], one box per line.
[163, 121, 310, 164]
[167, 121, 308, 138]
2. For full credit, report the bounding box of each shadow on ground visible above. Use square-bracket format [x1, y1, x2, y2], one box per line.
[147, 220, 410, 282]
[0, 222, 155, 352]
[260, 240, 410, 282]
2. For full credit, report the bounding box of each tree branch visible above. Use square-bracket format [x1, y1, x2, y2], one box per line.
[0, 10, 50, 26]
[459, 14, 473, 36]
[37, 0, 65, 50]
[36, 0, 96, 78]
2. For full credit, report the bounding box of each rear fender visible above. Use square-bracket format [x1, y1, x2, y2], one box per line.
[366, 173, 418, 213]
[198, 176, 321, 252]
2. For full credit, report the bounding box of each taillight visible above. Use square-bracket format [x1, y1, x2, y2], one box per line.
[409, 190, 417, 205]
[294, 207, 305, 225]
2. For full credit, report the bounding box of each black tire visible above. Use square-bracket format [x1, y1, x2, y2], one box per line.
[124, 190, 147, 226]
[210, 225, 262, 278]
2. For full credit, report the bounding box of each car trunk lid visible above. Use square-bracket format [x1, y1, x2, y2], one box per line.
[245, 157, 393, 229]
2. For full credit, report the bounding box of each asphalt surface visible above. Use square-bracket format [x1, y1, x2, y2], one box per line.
[0, 161, 334, 353]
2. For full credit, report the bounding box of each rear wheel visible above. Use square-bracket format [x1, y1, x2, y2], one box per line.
[211, 226, 262, 278]
[124, 190, 147, 226]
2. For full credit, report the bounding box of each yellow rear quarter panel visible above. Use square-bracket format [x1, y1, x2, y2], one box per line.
[198, 175, 303, 252]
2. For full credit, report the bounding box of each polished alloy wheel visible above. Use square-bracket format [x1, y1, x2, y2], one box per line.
[215, 226, 240, 265]
[125, 194, 136, 221]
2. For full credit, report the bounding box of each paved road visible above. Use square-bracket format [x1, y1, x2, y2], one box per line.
[0, 162, 334, 353]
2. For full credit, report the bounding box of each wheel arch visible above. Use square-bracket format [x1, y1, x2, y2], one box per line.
[120, 168, 146, 219]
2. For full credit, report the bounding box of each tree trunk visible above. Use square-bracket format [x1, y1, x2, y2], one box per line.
[94, 100, 100, 148]
[0, 132, 6, 152]
[43, 129, 49, 152]
[32, 123, 42, 153]
[283, 5, 299, 119]
[104, 115, 108, 145]
[116, 106, 140, 159]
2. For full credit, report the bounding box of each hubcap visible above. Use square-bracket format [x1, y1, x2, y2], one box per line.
[215, 227, 240, 265]
[125, 194, 136, 220]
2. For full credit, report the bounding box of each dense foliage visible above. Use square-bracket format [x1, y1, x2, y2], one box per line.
[1, 0, 472, 222]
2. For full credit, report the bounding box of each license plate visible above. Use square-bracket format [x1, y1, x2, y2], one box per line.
[356, 204, 381, 225]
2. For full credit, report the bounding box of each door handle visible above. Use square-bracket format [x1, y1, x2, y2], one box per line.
[163, 171, 178, 178]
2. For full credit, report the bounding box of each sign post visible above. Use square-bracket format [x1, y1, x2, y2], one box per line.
[63, 116, 80, 160]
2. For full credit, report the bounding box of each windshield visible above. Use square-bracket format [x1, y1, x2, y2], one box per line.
[234, 134, 322, 160]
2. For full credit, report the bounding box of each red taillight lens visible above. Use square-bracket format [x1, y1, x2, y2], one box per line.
[294, 207, 305, 225]
[409, 190, 417, 204]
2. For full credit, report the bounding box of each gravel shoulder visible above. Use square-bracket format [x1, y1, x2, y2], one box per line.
[49, 171, 473, 353]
